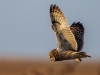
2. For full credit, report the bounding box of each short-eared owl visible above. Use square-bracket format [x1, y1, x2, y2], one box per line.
[49, 4, 91, 62]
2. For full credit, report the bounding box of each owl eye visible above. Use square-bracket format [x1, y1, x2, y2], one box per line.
[50, 55, 53, 58]
[49, 55, 54, 58]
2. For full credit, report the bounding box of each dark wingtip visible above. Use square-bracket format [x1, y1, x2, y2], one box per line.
[76, 21, 82, 25]
[72, 21, 82, 25]
[50, 4, 53, 12]
[50, 4, 56, 12]
[72, 22, 76, 25]
[71, 21, 84, 31]
[50, 4, 60, 13]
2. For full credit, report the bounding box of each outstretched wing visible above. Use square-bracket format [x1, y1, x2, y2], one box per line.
[70, 22, 84, 52]
[50, 4, 77, 51]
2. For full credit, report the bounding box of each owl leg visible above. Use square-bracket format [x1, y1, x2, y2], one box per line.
[75, 58, 82, 62]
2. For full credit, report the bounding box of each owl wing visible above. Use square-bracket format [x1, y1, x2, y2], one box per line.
[50, 4, 77, 51]
[70, 22, 84, 52]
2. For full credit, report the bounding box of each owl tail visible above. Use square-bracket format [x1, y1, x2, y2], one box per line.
[75, 52, 91, 62]
[77, 52, 91, 58]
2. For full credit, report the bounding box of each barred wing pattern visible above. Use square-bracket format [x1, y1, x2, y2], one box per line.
[50, 4, 77, 51]
[70, 22, 84, 52]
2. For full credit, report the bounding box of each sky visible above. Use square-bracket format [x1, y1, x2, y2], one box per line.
[0, 0, 100, 60]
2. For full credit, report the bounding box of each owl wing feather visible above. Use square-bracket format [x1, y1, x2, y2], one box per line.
[70, 22, 84, 52]
[50, 4, 77, 51]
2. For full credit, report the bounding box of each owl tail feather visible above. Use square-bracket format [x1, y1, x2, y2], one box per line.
[77, 52, 91, 58]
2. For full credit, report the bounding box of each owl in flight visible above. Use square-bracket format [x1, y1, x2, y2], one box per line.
[49, 4, 91, 62]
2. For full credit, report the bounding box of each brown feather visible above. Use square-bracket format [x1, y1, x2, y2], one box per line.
[50, 4, 77, 51]
[70, 22, 84, 51]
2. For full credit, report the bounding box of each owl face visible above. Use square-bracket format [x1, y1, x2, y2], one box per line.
[49, 54, 56, 61]
[49, 49, 58, 61]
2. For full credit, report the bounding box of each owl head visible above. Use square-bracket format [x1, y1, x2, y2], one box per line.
[49, 49, 59, 61]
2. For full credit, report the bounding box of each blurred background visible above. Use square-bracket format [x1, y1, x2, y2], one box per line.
[0, 0, 100, 75]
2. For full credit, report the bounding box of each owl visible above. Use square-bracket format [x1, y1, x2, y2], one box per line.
[49, 4, 91, 62]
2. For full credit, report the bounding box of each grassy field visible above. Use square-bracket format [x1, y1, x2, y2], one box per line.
[0, 59, 99, 75]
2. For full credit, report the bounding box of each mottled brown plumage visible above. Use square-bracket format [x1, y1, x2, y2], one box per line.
[49, 4, 91, 62]
[70, 22, 84, 52]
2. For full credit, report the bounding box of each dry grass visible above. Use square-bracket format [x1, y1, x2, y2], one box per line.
[0, 59, 99, 75]
[97, 63, 100, 75]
